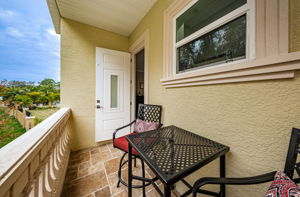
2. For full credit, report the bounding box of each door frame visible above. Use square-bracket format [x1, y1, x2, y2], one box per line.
[129, 29, 149, 121]
[95, 47, 131, 142]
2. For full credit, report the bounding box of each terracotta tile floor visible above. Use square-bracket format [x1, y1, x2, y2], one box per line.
[61, 143, 179, 197]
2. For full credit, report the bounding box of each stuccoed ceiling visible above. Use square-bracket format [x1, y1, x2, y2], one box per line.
[53, 0, 157, 36]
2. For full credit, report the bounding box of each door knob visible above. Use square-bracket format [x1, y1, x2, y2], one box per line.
[96, 105, 103, 109]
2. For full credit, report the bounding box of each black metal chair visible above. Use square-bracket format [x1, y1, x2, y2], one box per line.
[192, 128, 300, 197]
[113, 104, 162, 195]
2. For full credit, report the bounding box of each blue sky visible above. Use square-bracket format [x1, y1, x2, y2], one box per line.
[0, 0, 60, 82]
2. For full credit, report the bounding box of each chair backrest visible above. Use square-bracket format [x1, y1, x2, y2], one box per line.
[137, 104, 162, 124]
[284, 128, 300, 181]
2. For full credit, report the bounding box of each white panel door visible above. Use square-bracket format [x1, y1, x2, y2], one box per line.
[95, 47, 131, 142]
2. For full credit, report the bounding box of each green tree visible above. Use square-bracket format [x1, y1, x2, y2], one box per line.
[38, 78, 59, 107]
[47, 92, 60, 107]
[39, 78, 56, 86]
[27, 92, 43, 104]
[0, 79, 60, 108]
[36, 93, 48, 105]
[2, 87, 20, 103]
[14, 95, 32, 107]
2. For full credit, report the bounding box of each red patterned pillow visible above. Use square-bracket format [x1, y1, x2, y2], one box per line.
[134, 119, 159, 133]
[265, 171, 300, 197]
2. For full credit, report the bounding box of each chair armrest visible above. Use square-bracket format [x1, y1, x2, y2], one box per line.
[113, 120, 136, 141]
[158, 123, 163, 128]
[192, 171, 276, 196]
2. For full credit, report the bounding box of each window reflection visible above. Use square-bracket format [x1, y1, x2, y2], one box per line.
[176, 0, 247, 42]
[177, 15, 246, 73]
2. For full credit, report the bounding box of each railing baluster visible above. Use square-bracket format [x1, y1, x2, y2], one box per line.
[50, 151, 57, 180]
[44, 162, 52, 193]
[0, 108, 71, 197]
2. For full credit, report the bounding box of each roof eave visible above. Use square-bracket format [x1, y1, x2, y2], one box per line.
[46, 0, 61, 34]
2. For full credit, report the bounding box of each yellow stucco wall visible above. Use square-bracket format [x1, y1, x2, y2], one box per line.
[60, 18, 129, 150]
[129, 0, 300, 196]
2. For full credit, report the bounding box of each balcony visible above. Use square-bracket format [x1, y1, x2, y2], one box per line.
[1, 0, 299, 196]
[0, 109, 178, 197]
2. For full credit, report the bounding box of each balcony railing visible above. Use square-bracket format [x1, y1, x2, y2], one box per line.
[0, 107, 71, 197]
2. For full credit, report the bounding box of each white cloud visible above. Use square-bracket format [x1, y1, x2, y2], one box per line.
[53, 52, 60, 57]
[6, 27, 24, 37]
[0, 9, 16, 20]
[47, 28, 60, 39]
[37, 42, 46, 47]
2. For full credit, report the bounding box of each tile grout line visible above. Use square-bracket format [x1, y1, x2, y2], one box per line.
[73, 152, 91, 181]
[112, 189, 126, 197]
[83, 191, 95, 197]
[76, 160, 80, 183]
[90, 148, 113, 196]
[102, 145, 114, 197]
[69, 148, 121, 186]
[93, 185, 111, 197]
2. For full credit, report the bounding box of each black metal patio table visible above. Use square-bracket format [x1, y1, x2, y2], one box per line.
[126, 125, 230, 197]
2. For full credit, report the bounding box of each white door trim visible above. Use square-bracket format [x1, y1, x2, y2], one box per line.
[129, 29, 149, 121]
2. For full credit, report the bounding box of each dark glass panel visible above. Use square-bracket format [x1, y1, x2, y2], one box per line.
[177, 15, 246, 73]
[176, 0, 247, 42]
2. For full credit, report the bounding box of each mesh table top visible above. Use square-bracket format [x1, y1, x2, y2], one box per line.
[126, 125, 230, 184]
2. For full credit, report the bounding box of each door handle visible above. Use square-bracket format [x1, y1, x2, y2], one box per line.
[96, 105, 103, 109]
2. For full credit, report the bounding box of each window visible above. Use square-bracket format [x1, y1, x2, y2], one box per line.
[162, 0, 294, 88]
[175, 0, 248, 73]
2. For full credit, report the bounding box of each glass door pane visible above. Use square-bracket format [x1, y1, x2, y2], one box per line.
[110, 75, 118, 108]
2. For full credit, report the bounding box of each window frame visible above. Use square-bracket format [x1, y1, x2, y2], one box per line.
[161, 0, 298, 88]
[172, 0, 255, 76]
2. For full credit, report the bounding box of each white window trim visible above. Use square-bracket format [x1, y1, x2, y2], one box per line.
[162, 0, 300, 88]
[173, 0, 254, 75]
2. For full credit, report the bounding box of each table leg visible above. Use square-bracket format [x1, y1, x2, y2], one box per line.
[128, 144, 133, 197]
[164, 184, 171, 197]
[220, 155, 226, 197]
[141, 160, 146, 197]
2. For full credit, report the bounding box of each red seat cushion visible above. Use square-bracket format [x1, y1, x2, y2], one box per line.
[113, 132, 138, 155]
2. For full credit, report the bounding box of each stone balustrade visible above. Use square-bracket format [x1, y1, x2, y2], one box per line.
[4, 107, 35, 131]
[0, 107, 71, 197]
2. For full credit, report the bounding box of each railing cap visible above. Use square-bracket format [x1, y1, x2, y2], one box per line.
[0, 107, 71, 182]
